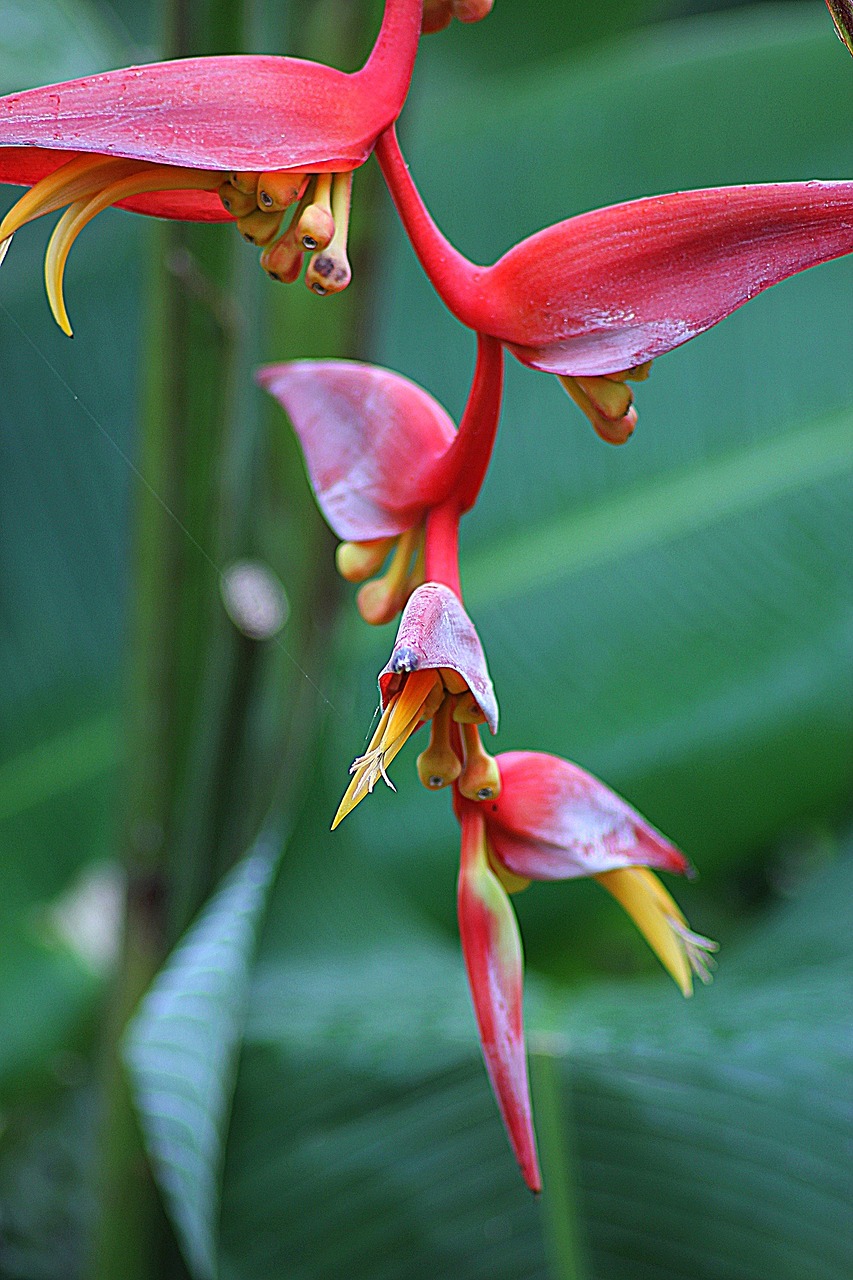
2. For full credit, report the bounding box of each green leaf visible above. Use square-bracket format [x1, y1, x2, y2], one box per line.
[0, 921, 97, 1097]
[0, 0, 125, 93]
[125, 841, 281, 1280]
[219, 836, 852, 1280]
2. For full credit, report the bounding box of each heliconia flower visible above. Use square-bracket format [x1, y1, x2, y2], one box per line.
[0, 0, 422, 331]
[258, 335, 503, 625]
[826, 0, 853, 56]
[453, 750, 716, 1191]
[376, 125, 853, 442]
[332, 581, 499, 828]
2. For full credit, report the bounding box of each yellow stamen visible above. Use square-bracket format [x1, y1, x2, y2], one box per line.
[332, 669, 440, 828]
[458, 722, 501, 801]
[218, 180, 257, 218]
[236, 207, 284, 247]
[336, 538, 395, 584]
[0, 154, 142, 242]
[417, 694, 462, 790]
[305, 171, 353, 296]
[43, 165, 221, 335]
[356, 525, 422, 626]
[595, 867, 718, 996]
[574, 375, 633, 422]
[440, 667, 468, 695]
[257, 171, 309, 213]
[558, 373, 637, 445]
[297, 172, 335, 252]
[451, 690, 486, 724]
[229, 172, 260, 195]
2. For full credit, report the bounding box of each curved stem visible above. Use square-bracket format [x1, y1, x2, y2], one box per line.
[425, 500, 462, 597]
[427, 332, 504, 511]
[375, 125, 486, 324]
[358, 0, 422, 115]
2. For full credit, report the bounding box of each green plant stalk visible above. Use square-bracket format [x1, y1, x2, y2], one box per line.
[530, 1042, 590, 1280]
[89, 0, 385, 1274]
[88, 0, 258, 1273]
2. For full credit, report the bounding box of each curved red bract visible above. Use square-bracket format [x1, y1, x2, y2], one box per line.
[0, 0, 421, 212]
[464, 750, 690, 879]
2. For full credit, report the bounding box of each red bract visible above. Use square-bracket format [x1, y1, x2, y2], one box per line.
[0, 0, 421, 329]
[259, 338, 503, 624]
[0, 0, 420, 217]
[377, 126, 853, 438]
[457, 806, 541, 1193]
[454, 751, 715, 1191]
[485, 750, 691, 880]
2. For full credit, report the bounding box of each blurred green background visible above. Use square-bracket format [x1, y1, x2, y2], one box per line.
[0, 1, 851, 1277]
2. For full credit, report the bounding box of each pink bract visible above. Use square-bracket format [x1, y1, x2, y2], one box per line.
[257, 360, 455, 542]
[378, 582, 498, 733]
[479, 751, 690, 879]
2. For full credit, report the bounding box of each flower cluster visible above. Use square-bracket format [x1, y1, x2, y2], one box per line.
[3, 0, 853, 1193]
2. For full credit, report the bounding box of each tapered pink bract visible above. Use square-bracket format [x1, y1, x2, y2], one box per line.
[480, 183, 853, 376]
[257, 361, 455, 541]
[484, 752, 690, 880]
[457, 808, 541, 1192]
[376, 130, 853, 379]
[0, 0, 420, 220]
[378, 582, 498, 732]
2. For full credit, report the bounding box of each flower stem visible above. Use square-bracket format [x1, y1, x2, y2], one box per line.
[425, 501, 462, 596]
[427, 332, 504, 511]
[375, 124, 487, 324]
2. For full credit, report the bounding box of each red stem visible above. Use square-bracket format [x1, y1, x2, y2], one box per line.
[427, 333, 504, 512]
[425, 501, 462, 597]
[358, 0, 423, 116]
[375, 125, 487, 324]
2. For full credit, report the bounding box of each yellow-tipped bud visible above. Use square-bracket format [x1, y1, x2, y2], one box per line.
[305, 248, 351, 296]
[356, 577, 405, 626]
[451, 691, 486, 724]
[417, 696, 462, 790]
[230, 172, 260, 195]
[218, 181, 257, 218]
[574, 375, 633, 422]
[305, 171, 353, 296]
[335, 538, 394, 583]
[458, 723, 501, 801]
[354, 525, 420, 625]
[297, 203, 336, 252]
[236, 208, 284, 247]
[257, 171, 309, 212]
[260, 235, 304, 283]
